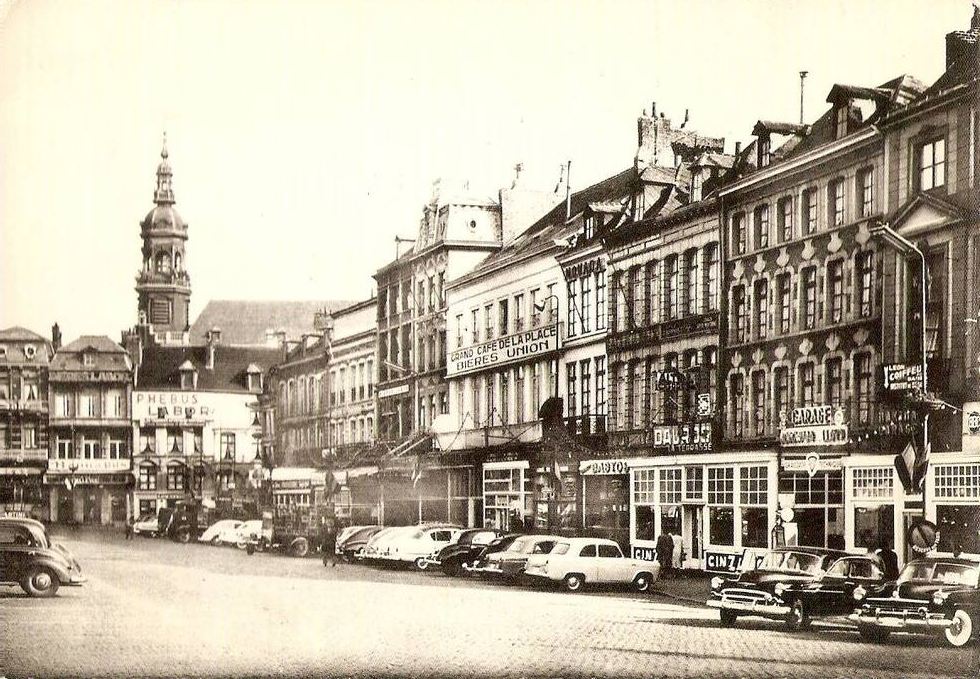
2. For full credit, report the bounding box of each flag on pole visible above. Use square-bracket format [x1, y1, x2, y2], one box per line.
[912, 441, 930, 493]
[894, 439, 917, 493]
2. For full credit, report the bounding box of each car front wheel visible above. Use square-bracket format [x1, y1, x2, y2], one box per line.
[944, 610, 974, 648]
[21, 566, 60, 597]
[414, 557, 429, 571]
[785, 599, 811, 631]
[175, 527, 191, 544]
[632, 572, 653, 592]
[563, 573, 585, 592]
[719, 609, 738, 627]
[289, 538, 310, 558]
[858, 625, 890, 643]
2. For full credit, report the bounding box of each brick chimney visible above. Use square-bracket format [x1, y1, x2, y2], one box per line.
[945, 6, 980, 69]
[636, 102, 676, 171]
[205, 327, 221, 370]
[51, 323, 62, 351]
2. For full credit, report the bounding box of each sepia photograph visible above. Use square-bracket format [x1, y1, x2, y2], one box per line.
[0, 0, 978, 677]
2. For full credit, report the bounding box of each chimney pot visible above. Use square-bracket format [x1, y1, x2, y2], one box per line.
[735, 141, 742, 156]
[51, 322, 62, 351]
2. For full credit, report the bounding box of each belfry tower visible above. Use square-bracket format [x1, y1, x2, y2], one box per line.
[135, 134, 191, 336]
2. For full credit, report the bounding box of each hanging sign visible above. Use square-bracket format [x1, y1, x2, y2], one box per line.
[580, 459, 629, 475]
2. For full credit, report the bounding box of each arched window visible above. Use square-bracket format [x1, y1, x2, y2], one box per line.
[155, 252, 171, 273]
[174, 252, 182, 271]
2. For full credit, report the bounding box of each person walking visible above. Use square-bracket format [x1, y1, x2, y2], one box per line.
[875, 540, 899, 580]
[656, 532, 674, 577]
[124, 514, 135, 540]
[321, 518, 338, 568]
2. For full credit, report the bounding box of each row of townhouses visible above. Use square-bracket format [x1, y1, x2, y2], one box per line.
[1, 14, 977, 572]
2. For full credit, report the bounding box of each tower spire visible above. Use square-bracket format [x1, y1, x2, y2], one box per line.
[154, 131, 175, 205]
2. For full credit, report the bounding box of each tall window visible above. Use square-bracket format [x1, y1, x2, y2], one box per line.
[732, 213, 746, 255]
[220, 433, 235, 460]
[139, 464, 157, 491]
[777, 274, 791, 334]
[856, 251, 873, 318]
[595, 270, 606, 330]
[500, 372, 509, 425]
[530, 289, 541, 327]
[685, 250, 699, 316]
[854, 353, 872, 425]
[471, 377, 481, 425]
[514, 294, 525, 332]
[703, 244, 719, 312]
[595, 357, 606, 415]
[730, 374, 745, 438]
[498, 299, 509, 337]
[859, 167, 874, 217]
[829, 178, 845, 227]
[754, 279, 768, 340]
[665, 256, 679, 320]
[167, 429, 183, 455]
[798, 363, 815, 407]
[580, 360, 592, 415]
[774, 367, 790, 424]
[631, 266, 644, 326]
[778, 197, 793, 242]
[515, 366, 525, 423]
[708, 467, 735, 546]
[484, 305, 493, 340]
[802, 188, 817, 235]
[802, 268, 817, 330]
[754, 205, 769, 249]
[828, 259, 845, 323]
[471, 310, 479, 343]
[826, 358, 843, 407]
[919, 138, 946, 190]
[752, 370, 767, 436]
[732, 286, 747, 343]
[531, 363, 540, 415]
[566, 363, 577, 419]
[663, 355, 678, 424]
[567, 279, 578, 337]
[581, 275, 592, 332]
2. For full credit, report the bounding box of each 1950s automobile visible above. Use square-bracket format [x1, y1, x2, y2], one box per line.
[850, 555, 980, 647]
[707, 546, 850, 628]
[0, 517, 86, 597]
[777, 553, 887, 630]
[524, 537, 660, 592]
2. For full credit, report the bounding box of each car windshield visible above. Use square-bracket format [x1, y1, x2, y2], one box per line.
[759, 551, 823, 574]
[898, 561, 980, 587]
[551, 542, 571, 555]
[508, 537, 530, 553]
[138, 513, 156, 521]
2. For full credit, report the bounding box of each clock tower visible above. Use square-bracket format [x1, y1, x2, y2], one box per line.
[135, 134, 191, 339]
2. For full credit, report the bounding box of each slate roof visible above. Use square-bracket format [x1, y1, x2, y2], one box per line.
[136, 344, 280, 392]
[189, 300, 354, 346]
[0, 327, 54, 365]
[51, 336, 132, 373]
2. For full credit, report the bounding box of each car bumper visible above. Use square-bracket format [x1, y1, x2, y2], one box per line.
[464, 563, 503, 575]
[66, 573, 87, 585]
[707, 598, 790, 616]
[849, 610, 953, 630]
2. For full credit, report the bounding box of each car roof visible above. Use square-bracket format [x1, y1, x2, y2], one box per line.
[911, 556, 980, 567]
[771, 546, 849, 558]
[559, 537, 621, 546]
[0, 517, 46, 529]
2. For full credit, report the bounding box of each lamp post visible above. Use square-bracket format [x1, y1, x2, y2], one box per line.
[870, 221, 928, 518]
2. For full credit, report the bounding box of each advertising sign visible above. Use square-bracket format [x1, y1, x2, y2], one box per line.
[651, 423, 712, 452]
[632, 545, 656, 561]
[447, 324, 559, 377]
[882, 363, 925, 392]
[580, 459, 629, 476]
[781, 452, 843, 476]
[704, 549, 766, 574]
[134, 391, 215, 423]
[963, 402, 980, 453]
[779, 406, 848, 447]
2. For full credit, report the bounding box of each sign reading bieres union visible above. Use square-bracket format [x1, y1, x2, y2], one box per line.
[447, 324, 559, 377]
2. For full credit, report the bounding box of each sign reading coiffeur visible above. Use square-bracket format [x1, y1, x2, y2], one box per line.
[447, 324, 558, 377]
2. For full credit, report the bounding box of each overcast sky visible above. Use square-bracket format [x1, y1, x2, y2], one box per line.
[0, 0, 970, 340]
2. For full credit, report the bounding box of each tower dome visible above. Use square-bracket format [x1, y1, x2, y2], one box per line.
[141, 133, 187, 234]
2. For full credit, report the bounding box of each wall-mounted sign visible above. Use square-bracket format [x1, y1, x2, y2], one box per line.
[377, 383, 410, 399]
[48, 458, 131, 473]
[882, 363, 925, 392]
[907, 519, 939, 555]
[651, 423, 712, 451]
[964, 402, 980, 453]
[447, 324, 558, 377]
[134, 392, 214, 422]
[562, 257, 605, 280]
[580, 459, 629, 476]
[781, 453, 843, 476]
[779, 406, 848, 447]
[632, 545, 656, 561]
[43, 473, 131, 486]
[696, 393, 712, 417]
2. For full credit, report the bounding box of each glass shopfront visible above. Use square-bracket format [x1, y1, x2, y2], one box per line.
[778, 471, 845, 549]
[482, 463, 531, 531]
[848, 465, 897, 552]
[533, 468, 579, 534]
[933, 461, 980, 553]
[584, 474, 629, 550]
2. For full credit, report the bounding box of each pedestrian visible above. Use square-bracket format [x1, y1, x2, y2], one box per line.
[321, 518, 338, 568]
[670, 532, 683, 572]
[125, 514, 134, 541]
[875, 540, 899, 580]
[655, 532, 674, 577]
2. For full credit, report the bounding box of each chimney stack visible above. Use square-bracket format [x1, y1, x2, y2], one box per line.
[205, 327, 221, 370]
[51, 323, 62, 351]
[945, 6, 980, 69]
[734, 141, 742, 157]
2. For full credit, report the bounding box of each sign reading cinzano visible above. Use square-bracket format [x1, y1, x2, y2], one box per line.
[447, 324, 559, 377]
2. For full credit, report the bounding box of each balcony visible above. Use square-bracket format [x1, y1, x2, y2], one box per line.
[47, 458, 131, 473]
[563, 415, 607, 439]
[135, 270, 191, 287]
[0, 399, 47, 413]
[0, 448, 48, 463]
[608, 311, 719, 353]
[439, 420, 543, 452]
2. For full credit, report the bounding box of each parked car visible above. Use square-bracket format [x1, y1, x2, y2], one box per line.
[359, 526, 418, 562]
[132, 512, 161, 537]
[707, 546, 849, 628]
[231, 520, 264, 549]
[524, 537, 660, 592]
[0, 517, 86, 597]
[424, 528, 508, 576]
[471, 534, 561, 579]
[377, 524, 463, 569]
[850, 555, 980, 647]
[777, 553, 887, 630]
[198, 519, 245, 545]
[337, 525, 385, 561]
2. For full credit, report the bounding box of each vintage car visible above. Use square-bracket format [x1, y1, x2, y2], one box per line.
[337, 525, 385, 561]
[379, 525, 463, 570]
[470, 534, 561, 579]
[231, 520, 264, 549]
[420, 528, 507, 576]
[777, 553, 887, 630]
[0, 517, 86, 597]
[358, 526, 418, 562]
[850, 555, 980, 647]
[524, 537, 660, 592]
[707, 546, 850, 628]
[132, 512, 161, 537]
[198, 519, 245, 545]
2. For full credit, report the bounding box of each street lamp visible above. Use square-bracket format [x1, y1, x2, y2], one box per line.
[870, 221, 928, 514]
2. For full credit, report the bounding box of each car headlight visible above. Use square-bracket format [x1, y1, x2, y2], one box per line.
[774, 583, 789, 597]
[932, 590, 949, 606]
[710, 576, 724, 590]
[853, 585, 866, 601]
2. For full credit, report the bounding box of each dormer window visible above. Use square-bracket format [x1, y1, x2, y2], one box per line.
[633, 190, 645, 220]
[758, 136, 771, 168]
[584, 214, 596, 240]
[247, 369, 263, 392]
[691, 170, 703, 202]
[82, 353, 95, 367]
[835, 104, 849, 139]
[178, 360, 197, 390]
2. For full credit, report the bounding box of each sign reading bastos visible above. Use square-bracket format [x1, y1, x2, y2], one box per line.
[447, 324, 559, 377]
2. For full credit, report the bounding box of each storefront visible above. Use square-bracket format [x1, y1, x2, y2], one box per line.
[777, 452, 845, 549]
[0, 467, 45, 519]
[579, 458, 629, 549]
[45, 463, 132, 525]
[530, 459, 580, 535]
[841, 455, 904, 559]
[482, 460, 532, 531]
[628, 451, 778, 572]
[928, 452, 980, 554]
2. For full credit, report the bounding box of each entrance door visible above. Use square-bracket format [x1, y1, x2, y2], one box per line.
[686, 506, 701, 560]
[59, 493, 74, 524]
[83, 490, 101, 524]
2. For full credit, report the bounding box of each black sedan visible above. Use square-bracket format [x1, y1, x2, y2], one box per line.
[850, 555, 979, 647]
[780, 553, 887, 630]
[708, 546, 849, 628]
[423, 528, 509, 576]
[0, 517, 86, 597]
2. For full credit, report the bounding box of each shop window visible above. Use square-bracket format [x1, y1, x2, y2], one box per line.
[937, 505, 980, 553]
[661, 505, 682, 536]
[659, 468, 682, 504]
[852, 467, 893, 500]
[709, 507, 735, 546]
[635, 505, 656, 542]
[854, 504, 894, 552]
[933, 464, 980, 499]
[742, 508, 768, 548]
[708, 467, 734, 504]
[684, 466, 703, 501]
[633, 469, 656, 504]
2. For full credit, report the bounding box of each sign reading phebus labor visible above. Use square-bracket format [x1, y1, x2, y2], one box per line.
[447, 324, 559, 377]
[779, 406, 848, 447]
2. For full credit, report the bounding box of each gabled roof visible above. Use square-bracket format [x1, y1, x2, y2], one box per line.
[136, 344, 279, 392]
[889, 191, 979, 232]
[692, 152, 736, 170]
[0, 327, 48, 342]
[189, 300, 354, 346]
[51, 335, 132, 372]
